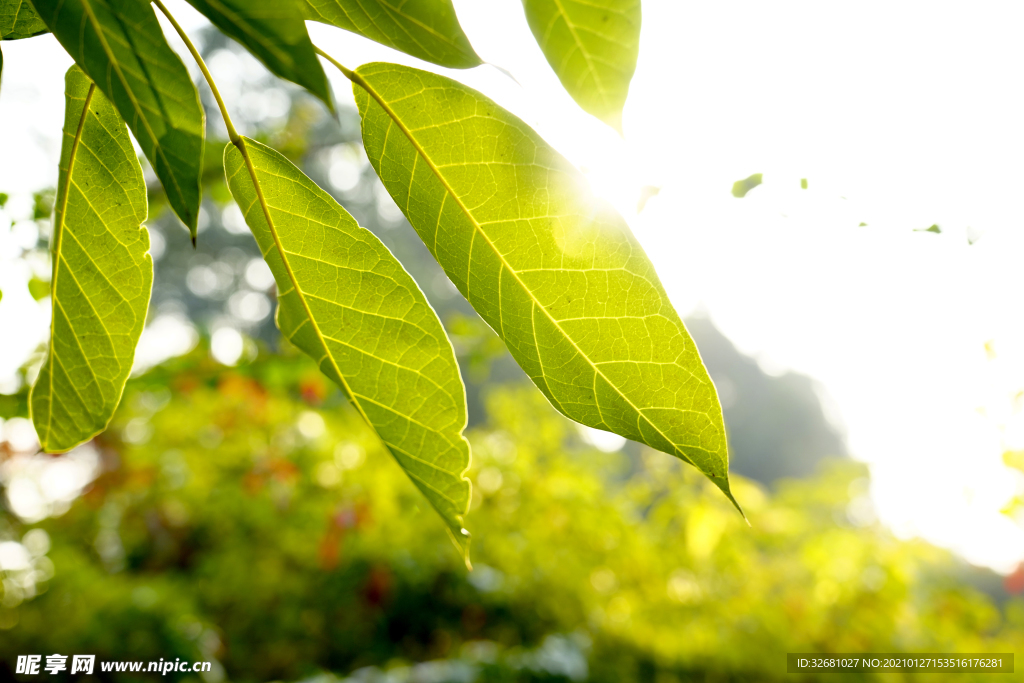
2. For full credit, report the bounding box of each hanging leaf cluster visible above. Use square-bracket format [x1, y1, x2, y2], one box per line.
[1, 0, 738, 562]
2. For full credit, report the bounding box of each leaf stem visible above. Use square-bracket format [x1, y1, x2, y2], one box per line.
[314, 46, 356, 83]
[152, 0, 239, 144]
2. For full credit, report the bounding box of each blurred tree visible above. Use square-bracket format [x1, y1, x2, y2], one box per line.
[1, 348, 1020, 682]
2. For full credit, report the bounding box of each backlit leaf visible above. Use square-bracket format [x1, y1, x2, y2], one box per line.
[521, 0, 640, 130]
[351, 62, 739, 510]
[0, 0, 48, 40]
[28, 277, 50, 301]
[33, 0, 205, 237]
[303, 0, 480, 69]
[31, 66, 152, 453]
[184, 0, 332, 109]
[731, 173, 762, 198]
[223, 137, 472, 559]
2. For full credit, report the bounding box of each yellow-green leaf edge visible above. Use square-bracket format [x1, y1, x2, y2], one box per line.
[31, 65, 152, 453]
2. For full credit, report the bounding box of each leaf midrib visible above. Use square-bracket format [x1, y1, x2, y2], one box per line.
[370, 0, 475, 60]
[76, 0, 189, 220]
[547, 0, 610, 106]
[352, 68, 709, 471]
[45, 82, 97, 450]
[332, 0, 476, 62]
[232, 137, 387, 454]
[232, 136, 470, 514]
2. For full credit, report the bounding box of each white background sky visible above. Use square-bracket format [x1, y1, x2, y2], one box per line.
[2, 0, 1024, 571]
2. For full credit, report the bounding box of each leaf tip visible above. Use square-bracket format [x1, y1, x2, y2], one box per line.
[318, 89, 337, 117]
[713, 475, 747, 523]
[607, 115, 624, 136]
[446, 525, 472, 571]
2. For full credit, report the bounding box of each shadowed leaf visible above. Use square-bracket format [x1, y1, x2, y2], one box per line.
[224, 137, 472, 560]
[185, 0, 333, 109]
[31, 66, 152, 453]
[351, 62, 738, 511]
[521, 0, 640, 130]
[33, 0, 205, 237]
[304, 0, 480, 69]
[0, 0, 48, 39]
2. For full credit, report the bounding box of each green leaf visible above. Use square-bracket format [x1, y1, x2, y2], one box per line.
[223, 136, 473, 560]
[184, 0, 332, 110]
[0, 0, 49, 40]
[351, 62, 739, 511]
[33, 0, 205, 238]
[521, 0, 640, 130]
[731, 173, 762, 198]
[28, 276, 49, 301]
[303, 0, 481, 69]
[30, 66, 153, 453]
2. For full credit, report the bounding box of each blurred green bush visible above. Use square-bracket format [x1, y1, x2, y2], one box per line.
[1, 346, 1021, 682]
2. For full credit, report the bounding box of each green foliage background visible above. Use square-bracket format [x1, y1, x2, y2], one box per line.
[2, 347, 1022, 682]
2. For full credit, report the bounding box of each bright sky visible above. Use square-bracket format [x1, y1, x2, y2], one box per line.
[2, 0, 1023, 571]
